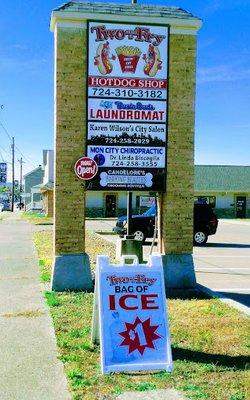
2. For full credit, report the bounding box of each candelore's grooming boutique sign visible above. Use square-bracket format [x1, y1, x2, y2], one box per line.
[86, 22, 169, 191]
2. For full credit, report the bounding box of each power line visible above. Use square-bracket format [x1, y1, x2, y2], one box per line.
[0, 148, 4, 162]
[14, 144, 37, 168]
[0, 121, 12, 141]
[0, 143, 11, 159]
[0, 120, 37, 168]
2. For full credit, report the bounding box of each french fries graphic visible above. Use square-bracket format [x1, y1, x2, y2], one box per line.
[116, 46, 141, 73]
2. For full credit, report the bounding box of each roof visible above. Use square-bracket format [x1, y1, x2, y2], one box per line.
[23, 166, 43, 179]
[32, 183, 43, 189]
[51, 2, 202, 32]
[195, 165, 250, 192]
[54, 1, 199, 19]
[40, 182, 54, 192]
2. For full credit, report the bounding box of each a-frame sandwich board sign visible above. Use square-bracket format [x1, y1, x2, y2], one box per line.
[91, 254, 172, 374]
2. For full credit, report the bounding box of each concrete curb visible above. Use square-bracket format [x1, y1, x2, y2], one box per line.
[197, 284, 250, 316]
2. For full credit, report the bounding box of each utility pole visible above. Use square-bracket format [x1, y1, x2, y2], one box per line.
[11, 137, 15, 212]
[18, 157, 24, 209]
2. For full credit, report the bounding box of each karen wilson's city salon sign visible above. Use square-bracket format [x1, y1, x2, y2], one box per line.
[86, 22, 169, 191]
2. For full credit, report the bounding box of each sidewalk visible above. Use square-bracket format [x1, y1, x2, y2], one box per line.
[0, 213, 70, 400]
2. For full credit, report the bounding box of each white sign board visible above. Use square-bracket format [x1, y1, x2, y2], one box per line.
[86, 21, 169, 191]
[92, 255, 172, 374]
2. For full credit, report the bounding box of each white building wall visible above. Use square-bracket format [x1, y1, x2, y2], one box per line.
[43, 150, 54, 184]
[216, 194, 234, 208]
[86, 191, 153, 209]
[118, 191, 152, 209]
[86, 192, 103, 208]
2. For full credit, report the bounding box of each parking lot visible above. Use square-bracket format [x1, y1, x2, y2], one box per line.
[87, 218, 250, 308]
[194, 219, 250, 307]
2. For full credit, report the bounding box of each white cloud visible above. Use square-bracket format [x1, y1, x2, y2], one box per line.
[197, 64, 250, 83]
[202, 1, 221, 16]
[231, 123, 250, 129]
[0, 56, 48, 73]
[10, 44, 28, 50]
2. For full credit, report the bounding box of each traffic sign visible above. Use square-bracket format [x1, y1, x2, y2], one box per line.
[74, 157, 98, 180]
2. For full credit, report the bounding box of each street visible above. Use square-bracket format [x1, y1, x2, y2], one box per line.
[194, 219, 250, 307]
[86, 218, 250, 309]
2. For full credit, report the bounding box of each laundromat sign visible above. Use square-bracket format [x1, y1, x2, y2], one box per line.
[86, 21, 169, 191]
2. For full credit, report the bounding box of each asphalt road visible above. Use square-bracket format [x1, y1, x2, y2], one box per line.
[86, 218, 250, 309]
[194, 219, 250, 308]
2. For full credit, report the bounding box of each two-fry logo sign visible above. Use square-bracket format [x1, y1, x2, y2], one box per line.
[91, 24, 166, 77]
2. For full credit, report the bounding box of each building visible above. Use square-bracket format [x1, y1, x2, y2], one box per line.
[23, 150, 54, 214]
[23, 166, 44, 211]
[44, 165, 250, 219]
[194, 165, 250, 218]
[40, 150, 54, 217]
[86, 165, 250, 218]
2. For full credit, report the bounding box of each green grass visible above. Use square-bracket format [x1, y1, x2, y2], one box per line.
[0, 211, 8, 221]
[33, 231, 250, 400]
[22, 211, 53, 225]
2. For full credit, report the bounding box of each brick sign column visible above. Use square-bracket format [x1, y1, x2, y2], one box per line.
[160, 34, 199, 288]
[50, 24, 93, 291]
[50, 3, 201, 291]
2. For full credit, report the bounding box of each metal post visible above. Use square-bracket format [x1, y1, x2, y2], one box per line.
[127, 191, 133, 237]
[19, 157, 23, 208]
[11, 137, 14, 212]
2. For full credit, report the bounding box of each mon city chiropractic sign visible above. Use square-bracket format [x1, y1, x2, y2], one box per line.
[86, 21, 169, 191]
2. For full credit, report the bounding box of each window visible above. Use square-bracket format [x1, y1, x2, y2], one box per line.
[194, 196, 216, 208]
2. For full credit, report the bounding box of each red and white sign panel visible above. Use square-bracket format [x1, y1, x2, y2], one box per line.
[95, 255, 172, 374]
[88, 24, 168, 81]
[88, 76, 167, 100]
[86, 21, 169, 191]
[74, 157, 98, 180]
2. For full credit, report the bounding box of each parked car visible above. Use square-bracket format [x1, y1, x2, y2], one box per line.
[113, 203, 218, 246]
[0, 200, 11, 212]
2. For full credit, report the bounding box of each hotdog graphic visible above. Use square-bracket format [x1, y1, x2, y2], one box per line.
[143, 44, 162, 77]
[94, 42, 115, 75]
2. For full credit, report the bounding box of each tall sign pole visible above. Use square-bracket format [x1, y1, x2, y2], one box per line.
[18, 157, 23, 208]
[129, 0, 135, 238]
[127, 191, 133, 236]
[11, 137, 15, 212]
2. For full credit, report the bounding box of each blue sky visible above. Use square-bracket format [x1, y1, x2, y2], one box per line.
[0, 0, 250, 181]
